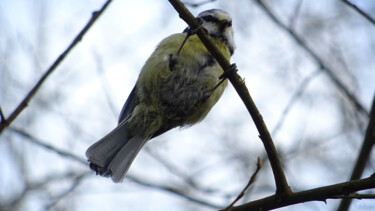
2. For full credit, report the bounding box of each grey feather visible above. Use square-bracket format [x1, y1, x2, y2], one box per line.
[86, 121, 148, 182]
[108, 136, 149, 182]
[85, 121, 130, 175]
[118, 86, 138, 124]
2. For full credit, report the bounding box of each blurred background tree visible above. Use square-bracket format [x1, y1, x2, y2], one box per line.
[0, 0, 374, 210]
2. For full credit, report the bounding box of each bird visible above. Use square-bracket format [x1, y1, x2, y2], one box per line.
[86, 9, 236, 183]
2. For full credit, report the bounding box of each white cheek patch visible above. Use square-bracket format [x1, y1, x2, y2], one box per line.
[202, 23, 217, 35]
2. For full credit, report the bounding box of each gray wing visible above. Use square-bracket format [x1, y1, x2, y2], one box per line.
[118, 86, 139, 124]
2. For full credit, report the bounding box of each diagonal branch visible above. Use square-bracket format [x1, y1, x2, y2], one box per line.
[341, 0, 375, 25]
[9, 127, 224, 209]
[224, 158, 262, 211]
[0, 0, 113, 135]
[127, 175, 224, 209]
[254, 0, 369, 117]
[337, 95, 375, 210]
[168, 0, 291, 195]
[9, 127, 87, 165]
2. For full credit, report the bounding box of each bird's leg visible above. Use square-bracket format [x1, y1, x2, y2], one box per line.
[219, 63, 238, 79]
[210, 63, 238, 92]
[177, 19, 203, 55]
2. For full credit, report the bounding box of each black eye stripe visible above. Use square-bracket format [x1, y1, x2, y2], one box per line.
[201, 15, 218, 23]
[220, 20, 232, 27]
[201, 15, 232, 27]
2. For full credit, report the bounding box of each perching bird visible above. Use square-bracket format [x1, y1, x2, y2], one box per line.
[86, 9, 236, 182]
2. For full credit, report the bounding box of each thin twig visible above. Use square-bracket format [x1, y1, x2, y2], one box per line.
[341, 0, 375, 25]
[289, 0, 303, 30]
[9, 127, 87, 165]
[127, 175, 224, 209]
[0, 0, 113, 135]
[45, 172, 90, 210]
[168, 0, 291, 196]
[254, 0, 369, 117]
[9, 126, 223, 209]
[272, 70, 321, 137]
[224, 158, 262, 211]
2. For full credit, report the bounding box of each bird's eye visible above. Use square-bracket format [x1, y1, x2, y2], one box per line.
[201, 15, 217, 23]
[220, 20, 232, 28]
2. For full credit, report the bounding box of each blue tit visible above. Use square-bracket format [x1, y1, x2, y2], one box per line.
[86, 9, 236, 182]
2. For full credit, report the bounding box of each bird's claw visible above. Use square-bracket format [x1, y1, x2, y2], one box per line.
[219, 63, 238, 79]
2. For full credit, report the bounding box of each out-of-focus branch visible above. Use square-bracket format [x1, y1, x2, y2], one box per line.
[224, 158, 262, 211]
[168, 0, 291, 196]
[254, 0, 369, 117]
[3, 171, 89, 210]
[272, 70, 321, 136]
[231, 173, 375, 211]
[342, 0, 375, 25]
[127, 175, 224, 209]
[45, 172, 89, 210]
[9, 127, 87, 165]
[0, 0, 113, 135]
[337, 95, 375, 210]
[9, 127, 224, 209]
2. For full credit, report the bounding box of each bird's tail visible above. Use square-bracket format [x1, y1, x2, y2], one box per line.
[86, 121, 148, 183]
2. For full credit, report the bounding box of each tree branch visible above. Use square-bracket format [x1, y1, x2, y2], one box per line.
[231, 173, 375, 210]
[337, 95, 375, 210]
[9, 127, 224, 209]
[224, 158, 262, 211]
[9, 127, 87, 165]
[168, 0, 291, 195]
[127, 175, 224, 209]
[0, 0, 113, 135]
[341, 0, 375, 25]
[254, 0, 369, 117]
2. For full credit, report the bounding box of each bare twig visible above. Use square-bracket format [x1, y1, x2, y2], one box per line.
[9, 126, 223, 209]
[272, 70, 321, 137]
[341, 0, 375, 25]
[289, 0, 303, 30]
[45, 172, 90, 210]
[231, 173, 375, 210]
[127, 175, 224, 209]
[93, 52, 118, 118]
[224, 158, 262, 211]
[9, 127, 87, 165]
[337, 95, 375, 210]
[0, 0, 113, 135]
[168, 0, 291, 196]
[3, 171, 89, 210]
[254, 0, 369, 117]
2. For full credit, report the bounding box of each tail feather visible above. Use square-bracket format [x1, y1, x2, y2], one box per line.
[85, 121, 148, 182]
[108, 136, 149, 182]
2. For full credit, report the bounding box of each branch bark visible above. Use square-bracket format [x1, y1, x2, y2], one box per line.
[0, 0, 113, 134]
[337, 95, 375, 210]
[168, 0, 291, 195]
[231, 173, 375, 210]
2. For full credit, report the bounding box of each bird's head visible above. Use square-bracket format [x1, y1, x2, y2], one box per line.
[197, 9, 235, 55]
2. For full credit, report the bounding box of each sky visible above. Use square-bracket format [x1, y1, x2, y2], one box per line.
[1, 0, 375, 210]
